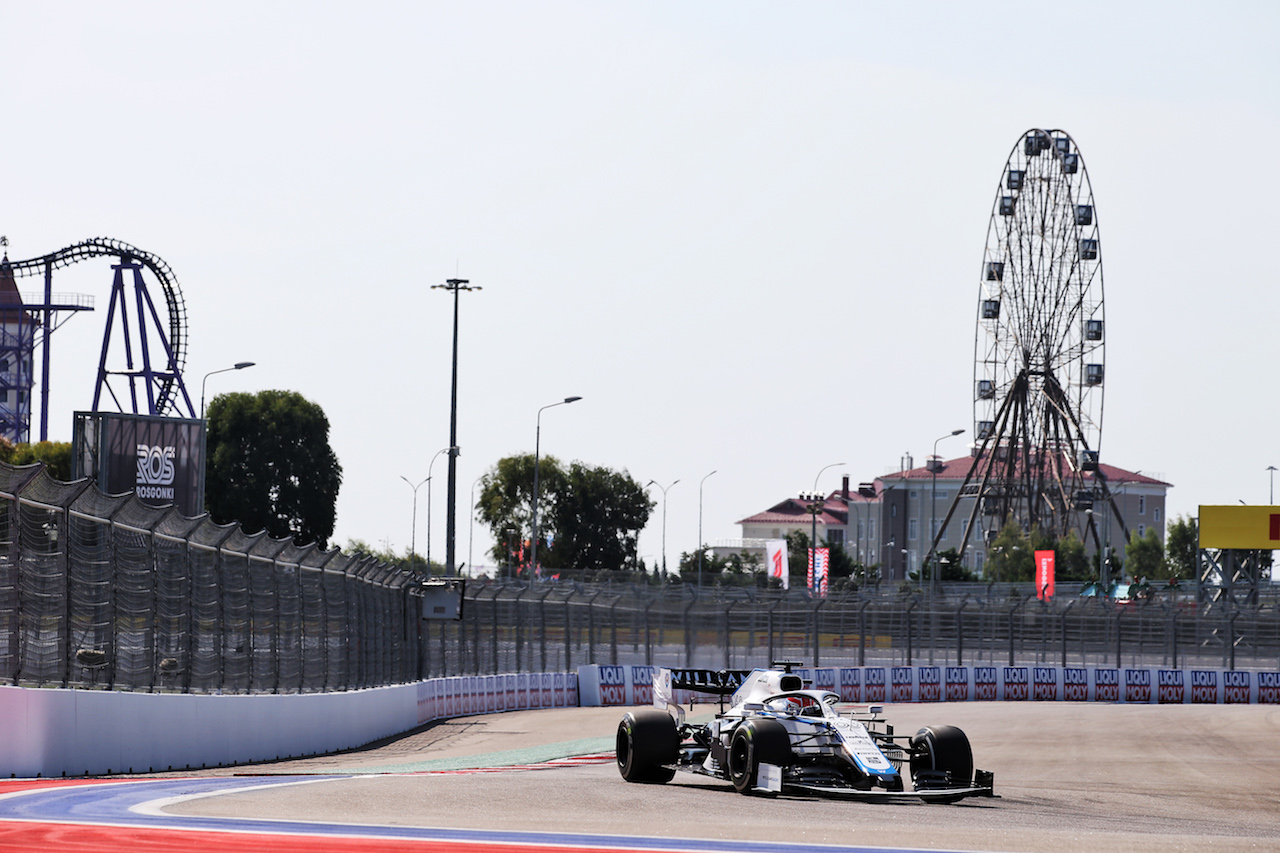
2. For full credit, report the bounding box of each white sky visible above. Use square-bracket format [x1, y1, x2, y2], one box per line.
[3, 1, 1277, 572]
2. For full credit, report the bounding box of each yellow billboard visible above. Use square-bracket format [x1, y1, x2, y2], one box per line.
[1198, 505, 1280, 549]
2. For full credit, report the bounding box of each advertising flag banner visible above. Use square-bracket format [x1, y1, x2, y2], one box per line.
[765, 539, 789, 589]
[808, 548, 829, 597]
[1035, 550, 1055, 599]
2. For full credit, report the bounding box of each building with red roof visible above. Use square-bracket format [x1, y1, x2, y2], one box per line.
[733, 457, 1170, 583]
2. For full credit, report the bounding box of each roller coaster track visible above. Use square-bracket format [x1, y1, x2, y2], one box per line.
[4, 238, 189, 417]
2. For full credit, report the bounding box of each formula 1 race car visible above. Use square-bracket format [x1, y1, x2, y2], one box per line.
[615, 662, 994, 801]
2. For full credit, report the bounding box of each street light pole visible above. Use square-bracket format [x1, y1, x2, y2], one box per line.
[200, 361, 255, 418]
[809, 462, 845, 595]
[432, 278, 480, 577]
[645, 479, 680, 578]
[928, 429, 965, 593]
[531, 397, 582, 577]
[426, 446, 456, 572]
[1268, 466, 1277, 504]
[399, 475, 428, 573]
[698, 470, 716, 588]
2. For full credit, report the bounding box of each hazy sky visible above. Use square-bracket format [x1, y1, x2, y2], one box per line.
[3, 1, 1277, 572]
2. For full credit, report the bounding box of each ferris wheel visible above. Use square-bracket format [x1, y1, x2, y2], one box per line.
[950, 129, 1108, 551]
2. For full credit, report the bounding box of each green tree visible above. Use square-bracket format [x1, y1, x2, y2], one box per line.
[1055, 530, 1092, 581]
[550, 462, 654, 572]
[1125, 527, 1168, 580]
[677, 546, 727, 583]
[0, 440, 73, 480]
[988, 520, 1033, 582]
[476, 454, 653, 574]
[205, 390, 342, 548]
[1165, 514, 1198, 581]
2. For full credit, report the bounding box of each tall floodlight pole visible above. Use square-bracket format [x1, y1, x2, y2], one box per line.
[698, 470, 717, 588]
[809, 462, 844, 595]
[468, 475, 484, 577]
[645, 479, 680, 578]
[432, 278, 480, 577]
[928, 429, 965, 593]
[426, 445, 456, 571]
[531, 397, 582, 577]
[200, 361, 255, 418]
[399, 475, 429, 573]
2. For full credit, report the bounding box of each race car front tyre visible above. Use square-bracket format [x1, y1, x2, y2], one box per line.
[909, 725, 973, 796]
[727, 719, 792, 794]
[616, 709, 678, 783]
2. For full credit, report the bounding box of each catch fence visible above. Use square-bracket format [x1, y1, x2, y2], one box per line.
[0, 462, 425, 693]
[3, 458, 1278, 694]
[435, 580, 1280, 677]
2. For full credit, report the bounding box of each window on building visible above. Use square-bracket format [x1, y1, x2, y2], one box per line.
[909, 490, 918, 500]
[974, 552, 985, 576]
[1139, 495, 1146, 515]
[908, 518, 918, 541]
[868, 518, 876, 544]
[829, 529, 845, 546]
[1154, 507, 1161, 524]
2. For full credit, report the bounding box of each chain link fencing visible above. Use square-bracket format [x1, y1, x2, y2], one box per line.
[0, 463, 424, 693]
[436, 579, 1280, 676]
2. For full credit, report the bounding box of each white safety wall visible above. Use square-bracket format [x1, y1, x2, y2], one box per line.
[0, 671, 578, 778]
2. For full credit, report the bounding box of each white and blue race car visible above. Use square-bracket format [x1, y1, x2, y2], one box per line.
[616, 662, 994, 801]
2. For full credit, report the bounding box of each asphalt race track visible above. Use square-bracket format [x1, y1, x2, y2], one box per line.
[2, 702, 1278, 852]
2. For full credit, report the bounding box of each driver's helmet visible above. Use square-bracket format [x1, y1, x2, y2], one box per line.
[772, 697, 803, 716]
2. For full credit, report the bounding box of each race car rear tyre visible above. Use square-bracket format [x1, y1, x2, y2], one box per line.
[910, 725, 973, 795]
[616, 709, 678, 783]
[727, 719, 792, 794]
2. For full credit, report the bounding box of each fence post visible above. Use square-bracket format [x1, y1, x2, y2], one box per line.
[1060, 600, 1074, 668]
[610, 595, 620, 665]
[956, 597, 970, 666]
[858, 599, 870, 667]
[812, 600, 825, 667]
[906, 598, 917, 666]
[723, 600, 737, 670]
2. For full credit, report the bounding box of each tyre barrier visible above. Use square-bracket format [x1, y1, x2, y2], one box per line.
[576, 664, 1280, 706]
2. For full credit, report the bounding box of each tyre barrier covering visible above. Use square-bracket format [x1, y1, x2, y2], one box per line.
[576, 664, 1280, 706]
[0, 672, 578, 778]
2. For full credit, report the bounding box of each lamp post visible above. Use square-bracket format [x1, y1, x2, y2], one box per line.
[1268, 466, 1277, 504]
[928, 429, 965, 593]
[200, 361, 255, 418]
[399, 475, 429, 574]
[432, 278, 480, 577]
[468, 475, 484, 577]
[531, 397, 582, 577]
[809, 462, 845, 595]
[698, 470, 716, 588]
[645, 479, 680, 578]
[426, 446, 457, 571]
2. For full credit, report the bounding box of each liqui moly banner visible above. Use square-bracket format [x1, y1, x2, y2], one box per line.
[765, 539, 789, 589]
[1035, 550, 1055, 599]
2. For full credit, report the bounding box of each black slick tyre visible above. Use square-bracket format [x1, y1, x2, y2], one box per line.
[727, 718, 791, 794]
[910, 725, 973, 799]
[616, 709, 678, 783]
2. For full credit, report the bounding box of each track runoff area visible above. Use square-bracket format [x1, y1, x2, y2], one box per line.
[2, 699, 1278, 853]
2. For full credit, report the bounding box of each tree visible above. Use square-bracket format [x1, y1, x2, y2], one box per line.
[1165, 514, 1198, 581]
[550, 462, 654, 572]
[0, 440, 73, 480]
[476, 453, 563, 564]
[205, 390, 343, 548]
[476, 454, 653, 575]
[1125, 527, 1168, 580]
[988, 521, 1033, 582]
[1055, 530, 1092, 581]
